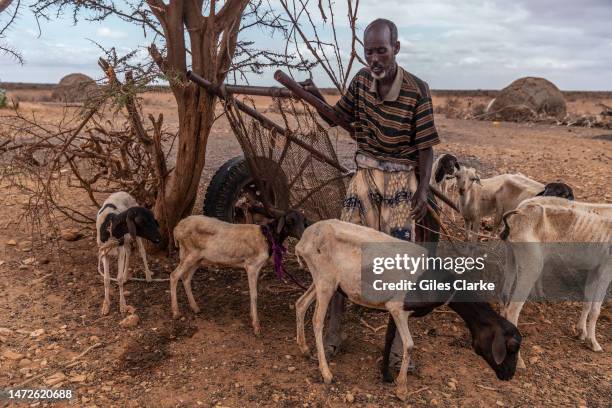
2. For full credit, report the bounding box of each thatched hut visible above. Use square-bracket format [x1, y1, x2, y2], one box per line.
[51, 73, 99, 103]
[486, 77, 566, 121]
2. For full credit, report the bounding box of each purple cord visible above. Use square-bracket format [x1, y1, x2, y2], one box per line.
[262, 226, 286, 279]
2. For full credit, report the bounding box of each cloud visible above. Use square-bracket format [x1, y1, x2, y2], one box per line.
[97, 27, 127, 39]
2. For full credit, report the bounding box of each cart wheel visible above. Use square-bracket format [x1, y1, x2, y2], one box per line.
[203, 155, 289, 223]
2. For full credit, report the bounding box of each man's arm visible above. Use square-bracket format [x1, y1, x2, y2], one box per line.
[411, 146, 433, 221]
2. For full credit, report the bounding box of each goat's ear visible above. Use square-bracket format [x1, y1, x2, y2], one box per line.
[492, 327, 507, 365]
[454, 162, 460, 170]
[276, 215, 286, 235]
[127, 212, 138, 241]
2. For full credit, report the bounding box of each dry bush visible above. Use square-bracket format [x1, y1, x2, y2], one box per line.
[0, 63, 176, 238]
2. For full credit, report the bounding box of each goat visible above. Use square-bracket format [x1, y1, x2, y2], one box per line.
[455, 167, 544, 241]
[431, 153, 460, 219]
[537, 182, 574, 200]
[170, 210, 308, 335]
[96, 191, 162, 315]
[294, 220, 521, 400]
[500, 197, 611, 367]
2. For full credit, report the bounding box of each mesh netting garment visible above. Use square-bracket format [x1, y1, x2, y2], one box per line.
[341, 167, 418, 241]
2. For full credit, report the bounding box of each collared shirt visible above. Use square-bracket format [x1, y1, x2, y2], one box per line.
[334, 66, 440, 166]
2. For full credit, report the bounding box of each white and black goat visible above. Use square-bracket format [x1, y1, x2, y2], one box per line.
[170, 210, 309, 335]
[295, 220, 521, 400]
[96, 191, 162, 315]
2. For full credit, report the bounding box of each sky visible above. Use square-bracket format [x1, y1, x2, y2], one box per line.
[1, 0, 611, 90]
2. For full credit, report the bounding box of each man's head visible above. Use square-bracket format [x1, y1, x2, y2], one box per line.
[364, 19, 400, 81]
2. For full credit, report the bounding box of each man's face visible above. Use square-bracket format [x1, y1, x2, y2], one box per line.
[364, 25, 399, 80]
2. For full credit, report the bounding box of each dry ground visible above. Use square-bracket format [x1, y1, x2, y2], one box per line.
[0, 89, 611, 408]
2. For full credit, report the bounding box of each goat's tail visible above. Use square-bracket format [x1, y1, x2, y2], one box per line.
[500, 210, 519, 240]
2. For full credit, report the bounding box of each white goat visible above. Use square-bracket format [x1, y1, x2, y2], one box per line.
[96, 192, 161, 315]
[500, 197, 612, 367]
[170, 211, 307, 335]
[295, 220, 419, 399]
[455, 167, 544, 240]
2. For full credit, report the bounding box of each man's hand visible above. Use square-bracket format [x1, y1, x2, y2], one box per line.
[411, 186, 429, 222]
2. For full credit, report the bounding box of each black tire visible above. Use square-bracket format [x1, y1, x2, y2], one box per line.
[203, 155, 289, 223]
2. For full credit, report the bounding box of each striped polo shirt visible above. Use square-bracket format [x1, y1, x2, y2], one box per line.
[334, 66, 440, 166]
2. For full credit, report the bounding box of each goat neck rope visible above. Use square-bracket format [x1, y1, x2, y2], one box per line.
[260, 225, 308, 291]
[260, 225, 286, 280]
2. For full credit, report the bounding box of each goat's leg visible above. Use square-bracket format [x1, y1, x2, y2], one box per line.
[101, 255, 112, 315]
[170, 256, 198, 318]
[296, 283, 316, 356]
[246, 262, 265, 336]
[137, 238, 152, 282]
[576, 302, 590, 340]
[182, 263, 201, 315]
[584, 262, 611, 352]
[117, 247, 131, 314]
[387, 303, 413, 401]
[313, 285, 335, 384]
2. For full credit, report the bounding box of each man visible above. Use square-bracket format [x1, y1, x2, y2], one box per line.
[302, 18, 440, 370]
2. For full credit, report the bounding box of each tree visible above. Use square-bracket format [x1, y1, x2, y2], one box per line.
[21, 0, 311, 247]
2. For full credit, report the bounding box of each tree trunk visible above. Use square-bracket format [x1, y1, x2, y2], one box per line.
[153, 85, 217, 249]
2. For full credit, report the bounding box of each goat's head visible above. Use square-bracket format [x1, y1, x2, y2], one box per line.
[464, 305, 522, 380]
[455, 167, 481, 196]
[126, 207, 162, 244]
[271, 210, 311, 242]
[537, 182, 574, 200]
[435, 154, 460, 183]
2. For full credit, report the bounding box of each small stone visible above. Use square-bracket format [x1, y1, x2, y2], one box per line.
[430, 398, 439, 406]
[287, 366, 296, 372]
[23, 257, 36, 265]
[18, 358, 32, 368]
[531, 345, 544, 354]
[70, 374, 87, 383]
[345, 392, 355, 403]
[528, 356, 539, 364]
[272, 394, 280, 402]
[101, 386, 112, 392]
[30, 329, 45, 338]
[284, 354, 292, 359]
[61, 228, 83, 242]
[90, 336, 100, 343]
[6, 239, 17, 245]
[496, 401, 504, 407]
[44, 372, 66, 386]
[448, 381, 457, 390]
[3, 349, 24, 360]
[119, 314, 139, 328]
[18, 240, 32, 251]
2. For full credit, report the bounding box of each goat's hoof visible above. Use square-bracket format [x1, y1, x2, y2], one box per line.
[190, 306, 201, 314]
[145, 276, 153, 283]
[322, 372, 333, 384]
[578, 331, 587, 341]
[395, 386, 408, 401]
[172, 312, 181, 320]
[299, 346, 310, 357]
[253, 326, 261, 337]
[590, 342, 603, 352]
[101, 303, 110, 316]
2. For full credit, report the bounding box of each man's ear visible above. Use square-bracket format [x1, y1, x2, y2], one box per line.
[394, 41, 400, 55]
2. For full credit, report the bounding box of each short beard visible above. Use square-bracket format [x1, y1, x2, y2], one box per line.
[371, 69, 386, 80]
